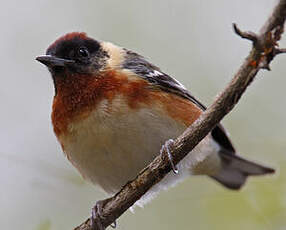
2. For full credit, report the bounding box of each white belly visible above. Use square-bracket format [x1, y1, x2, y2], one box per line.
[59, 97, 221, 205]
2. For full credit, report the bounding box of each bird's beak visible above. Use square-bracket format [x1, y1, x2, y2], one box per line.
[36, 55, 75, 67]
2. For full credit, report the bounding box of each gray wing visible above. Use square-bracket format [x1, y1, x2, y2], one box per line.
[122, 49, 235, 153]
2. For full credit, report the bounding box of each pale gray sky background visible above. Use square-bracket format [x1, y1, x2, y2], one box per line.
[0, 1, 285, 230]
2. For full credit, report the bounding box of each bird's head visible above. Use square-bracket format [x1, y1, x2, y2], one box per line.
[36, 32, 114, 94]
[37, 32, 109, 75]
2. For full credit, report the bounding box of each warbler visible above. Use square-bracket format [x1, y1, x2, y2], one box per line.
[36, 32, 274, 228]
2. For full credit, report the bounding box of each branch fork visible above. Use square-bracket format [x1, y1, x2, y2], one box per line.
[233, 22, 286, 70]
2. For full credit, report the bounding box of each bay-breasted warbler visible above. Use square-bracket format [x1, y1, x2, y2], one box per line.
[36, 32, 274, 229]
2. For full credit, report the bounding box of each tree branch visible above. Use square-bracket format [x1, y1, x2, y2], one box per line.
[74, 1, 286, 229]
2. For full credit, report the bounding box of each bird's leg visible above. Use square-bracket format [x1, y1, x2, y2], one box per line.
[160, 139, 179, 174]
[90, 198, 117, 230]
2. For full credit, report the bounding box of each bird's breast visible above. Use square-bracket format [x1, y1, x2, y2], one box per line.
[58, 95, 187, 193]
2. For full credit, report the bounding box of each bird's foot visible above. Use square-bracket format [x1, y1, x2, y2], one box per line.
[160, 139, 179, 174]
[90, 198, 117, 230]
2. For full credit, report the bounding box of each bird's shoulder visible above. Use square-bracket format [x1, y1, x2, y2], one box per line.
[122, 49, 206, 109]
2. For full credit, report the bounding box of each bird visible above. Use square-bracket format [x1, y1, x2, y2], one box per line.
[36, 32, 275, 229]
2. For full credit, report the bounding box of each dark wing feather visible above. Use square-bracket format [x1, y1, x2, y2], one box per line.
[122, 49, 235, 153]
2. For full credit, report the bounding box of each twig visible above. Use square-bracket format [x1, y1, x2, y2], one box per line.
[233, 23, 258, 43]
[74, 1, 286, 229]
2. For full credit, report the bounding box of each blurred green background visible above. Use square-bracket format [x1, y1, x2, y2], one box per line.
[1, 0, 285, 230]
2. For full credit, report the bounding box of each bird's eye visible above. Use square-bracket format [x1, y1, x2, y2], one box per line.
[78, 47, 89, 58]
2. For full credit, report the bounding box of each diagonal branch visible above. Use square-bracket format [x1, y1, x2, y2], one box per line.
[74, 1, 286, 229]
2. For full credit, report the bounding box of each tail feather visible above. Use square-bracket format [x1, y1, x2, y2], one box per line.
[211, 151, 275, 190]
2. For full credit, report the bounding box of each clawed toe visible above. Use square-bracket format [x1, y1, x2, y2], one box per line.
[160, 139, 179, 174]
[90, 198, 117, 230]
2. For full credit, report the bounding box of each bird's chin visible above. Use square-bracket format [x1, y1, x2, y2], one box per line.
[50, 69, 67, 95]
[52, 66, 66, 74]
[48, 66, 66, 78]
